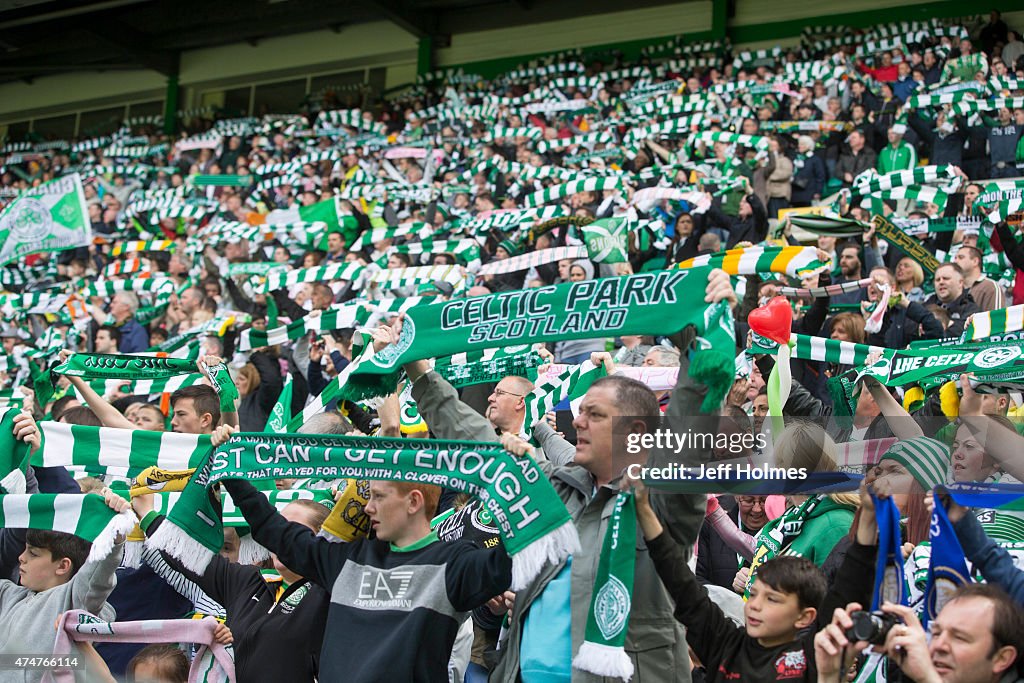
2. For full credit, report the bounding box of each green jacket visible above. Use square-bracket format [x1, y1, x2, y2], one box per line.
[412, 360, 707, 682]
[877, 140, 917, 175]
[780, 497, 856, 566]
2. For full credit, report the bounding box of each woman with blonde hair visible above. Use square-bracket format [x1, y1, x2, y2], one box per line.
[895, 256, 926, 302]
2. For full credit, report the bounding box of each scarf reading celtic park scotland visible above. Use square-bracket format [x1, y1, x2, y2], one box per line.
[53, 353, 238, 413]
[151, 432, 579, 591]
[347, 268, 737, 411]
[573, 491, 637, 680]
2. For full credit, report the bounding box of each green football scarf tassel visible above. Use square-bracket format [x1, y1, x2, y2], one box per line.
[573, 491, 637, 680]
[151, 432, 579, 590]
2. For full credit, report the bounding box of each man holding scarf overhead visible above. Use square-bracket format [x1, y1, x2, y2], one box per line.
[397, 269, 738, 682]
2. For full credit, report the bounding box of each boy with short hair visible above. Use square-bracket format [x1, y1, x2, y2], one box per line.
[628, 476, 878, 682]
[0, 489, 128, 680]
[222, 471, 513, 682]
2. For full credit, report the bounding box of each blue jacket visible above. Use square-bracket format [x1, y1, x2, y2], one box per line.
[118, 318, 150, 353]
[954, 512, 1024, 603]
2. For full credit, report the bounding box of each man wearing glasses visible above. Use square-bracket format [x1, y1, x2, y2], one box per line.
[697, 494, 771, 593]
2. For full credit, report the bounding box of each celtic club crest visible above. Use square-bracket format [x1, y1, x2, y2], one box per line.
[3, 197, 52, 244]
[371, 316, 416, 368]
[594, 576, 631, 640]
[973, 346, 1021, 370]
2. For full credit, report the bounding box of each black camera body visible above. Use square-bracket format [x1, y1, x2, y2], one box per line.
[845, 610, 901, 645]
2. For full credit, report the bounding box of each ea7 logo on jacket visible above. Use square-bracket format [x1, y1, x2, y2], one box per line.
[335, 562, 459, 616]
[355, 569, 415, 608]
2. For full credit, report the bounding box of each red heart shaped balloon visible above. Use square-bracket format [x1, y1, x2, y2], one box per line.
[748, 296, 792, 345]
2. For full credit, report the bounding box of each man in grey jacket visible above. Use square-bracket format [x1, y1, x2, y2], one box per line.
[389, 269, 737, 682]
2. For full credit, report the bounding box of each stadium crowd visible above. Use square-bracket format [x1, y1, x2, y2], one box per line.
[0, 8, 1022, 683]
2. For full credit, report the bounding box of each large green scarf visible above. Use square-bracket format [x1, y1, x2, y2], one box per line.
[0, 494, 135, 562]
[348, 268, 736, 409]
[857, 343, 1024, 393]
[151, 432, 578, 590]
[0, 407, 30, 494]
[433, 346, 543, 388]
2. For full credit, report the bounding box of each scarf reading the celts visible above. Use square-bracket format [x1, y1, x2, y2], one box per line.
[856, 343, 1024, 394]
[678, 246, 832, 278]
[745, 495, 825, 597]
[53, 353, 238, 412]
[48, 610, 234, 683]
[347, 268, 736, 410]
[151, 432, 578, 590]
[573, 491, 637, 680]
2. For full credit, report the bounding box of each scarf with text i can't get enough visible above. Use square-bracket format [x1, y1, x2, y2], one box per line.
[347, 267, 737, 409]
[150, 432, 579, 591]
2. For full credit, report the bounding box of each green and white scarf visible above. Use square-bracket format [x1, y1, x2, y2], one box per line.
[749, 332, 886, 366]
[0, 494, 135, 562]
[582, 218, 629, 263]
[0, 407, 30, 494]
[523, 361, 608, 430]
[573, 491, 637, 680]
[523, 177, 627, 209]
[239, 306, 361, 351]
[858, 343, 1024, 393]
[35, 422, 211, 479]
[111, 240, 175, 257]
[52, 353, 238, 413]
[476, 246, 588, 276]
[960, 305, 1024, 343]
[261, 262, 364, 293]
[746, 495, 825, 595]
[264, 373, 293, 433]
[150, 432, 579, 590]
[434, 346, 544, 389]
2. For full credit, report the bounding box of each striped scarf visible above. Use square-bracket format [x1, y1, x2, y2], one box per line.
[523, 361, 608, 430]
[111, 240, 175, 257]
[778, 278, 872, 299]
[261, 262, 364, 293]
[35, 422, 211, 479]
[239, 306, 361, 351]
[679, 246, 832, 278]
[749, 332, 886, 366]
[0, 494, 135, 563]
[959, 304, 1024, 343]
[523, 177, 627, 209]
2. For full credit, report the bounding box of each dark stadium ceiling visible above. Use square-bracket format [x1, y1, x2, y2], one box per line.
[0, 0, 688, 84]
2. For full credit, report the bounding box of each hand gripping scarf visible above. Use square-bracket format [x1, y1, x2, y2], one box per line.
[150, 432, 579, 591]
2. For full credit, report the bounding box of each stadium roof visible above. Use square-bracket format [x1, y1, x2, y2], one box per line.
[0, 0, 686, 84]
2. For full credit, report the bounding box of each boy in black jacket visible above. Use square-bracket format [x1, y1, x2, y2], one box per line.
[221, 465, 512, 682]
[627, 475, 879, 682]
